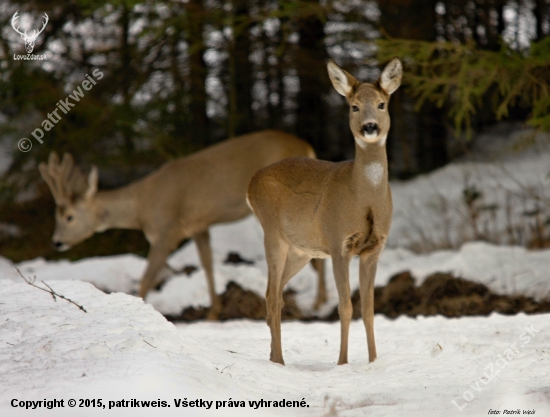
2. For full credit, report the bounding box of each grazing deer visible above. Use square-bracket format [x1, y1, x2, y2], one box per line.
[247, 59, 402, 364]
[39, 130, 327, 319]
[11, 11, 49, 54]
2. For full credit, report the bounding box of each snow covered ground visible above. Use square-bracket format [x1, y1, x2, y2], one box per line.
[1, 125, 549, 415]
[1, 216, 549, 416]
[1, 279, 549, 417]
[1, 216, 550, 318]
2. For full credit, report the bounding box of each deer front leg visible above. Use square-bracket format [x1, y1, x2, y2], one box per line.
[139, 238, 179, 299]
[310, 258, 327, 310]
[194, 230, 221, 321]
[331, 254, 353, 365]
[359, 252, 380, 362]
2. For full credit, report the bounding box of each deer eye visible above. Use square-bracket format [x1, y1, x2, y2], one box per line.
[378, 102, 385, 110]
[67, 215, 73, 222]
[351, 105, 359, 112]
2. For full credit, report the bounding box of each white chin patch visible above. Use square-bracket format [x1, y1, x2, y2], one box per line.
[361, 131, 385, 146]
[365, 162, 384, 186]
[363, 131, 378, 141]
[57, 244, 70, 252]
[354, 134, 387, 148]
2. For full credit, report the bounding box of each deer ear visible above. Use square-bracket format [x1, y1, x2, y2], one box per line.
[379, 58, 402, 95]
[84, 166, 98, 199]
[327, 60, 358, 98]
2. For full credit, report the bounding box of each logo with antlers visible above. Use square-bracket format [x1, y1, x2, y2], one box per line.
[11, 10, 49, 54]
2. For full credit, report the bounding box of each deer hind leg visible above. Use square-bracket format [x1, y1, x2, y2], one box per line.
[331, 254, 352, 365]
[359, 250, 382, 362]
[264, 234, 289, 365]
[266, 241, 311, 365]
[310, 258, 327, 310]
[194, 229, 221, 321]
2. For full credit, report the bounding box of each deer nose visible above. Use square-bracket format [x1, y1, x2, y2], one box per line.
[53, 241, 64, 249]
[363, 123, 378, 135]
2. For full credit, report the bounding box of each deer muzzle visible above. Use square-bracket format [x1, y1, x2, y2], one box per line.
[52, 240, 70, 252]
[362, 123, 378, 136]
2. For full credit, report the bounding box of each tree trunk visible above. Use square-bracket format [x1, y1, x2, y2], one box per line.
[294, 1, 330, 158]
[379, 0, 448, 176]
[170, 29, 187, 153]
[120, 3, 135, 154]
[187, 0, 209, 147]
[229, 0, 255, 136]
[534, 0, 547, 41]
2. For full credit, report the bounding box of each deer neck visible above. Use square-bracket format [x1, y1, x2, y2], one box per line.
[93, 186, 140, 232]
[351, 135, 389, 193]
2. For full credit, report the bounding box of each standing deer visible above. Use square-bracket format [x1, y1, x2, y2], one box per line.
[247, 59, 402, 364]
[11, 11, 49, 54]
[39, 130, 326, 319]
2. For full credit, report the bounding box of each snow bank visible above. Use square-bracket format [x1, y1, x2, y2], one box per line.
[389, 127, 550, 250]
[1, 279, 549, 416]
[0, 280, 271, 416]
[2, 216, 549, 317]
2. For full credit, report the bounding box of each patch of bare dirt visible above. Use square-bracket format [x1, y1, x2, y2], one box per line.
[224, 252, 255, 265]
[166, 271, 550, 323]
[165, 281, 301, 322]
[328, 271, 550, 321]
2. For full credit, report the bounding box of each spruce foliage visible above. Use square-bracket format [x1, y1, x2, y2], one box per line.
[377, 37, 550, 137]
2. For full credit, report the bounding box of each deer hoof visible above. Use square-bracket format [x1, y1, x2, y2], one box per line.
[269, 357, 285, 366]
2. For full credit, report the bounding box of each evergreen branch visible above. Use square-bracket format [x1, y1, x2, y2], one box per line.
[377, 37, 550, 137]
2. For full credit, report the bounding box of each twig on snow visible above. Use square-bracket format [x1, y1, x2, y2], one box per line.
[16, 267, 87, 313]
[143, 340, 156, 349]
[138, 333, 156, 348]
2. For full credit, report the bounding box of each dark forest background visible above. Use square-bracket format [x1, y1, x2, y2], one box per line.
[0, 0, 549, 260]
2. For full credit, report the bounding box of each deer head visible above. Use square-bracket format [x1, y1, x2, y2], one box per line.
[39, 152, 99, 251]
[327, 58, 402, 148]
[11, 11, 49, 54]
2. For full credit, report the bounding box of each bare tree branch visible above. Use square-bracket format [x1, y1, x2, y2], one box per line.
[16, 268, 87, 313]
